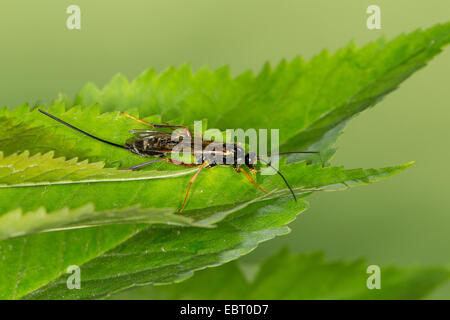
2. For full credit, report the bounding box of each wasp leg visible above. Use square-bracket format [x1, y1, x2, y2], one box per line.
[178, 161, 208, 213]
[121, 158, 199, 170]
[236, 167, 268, 194]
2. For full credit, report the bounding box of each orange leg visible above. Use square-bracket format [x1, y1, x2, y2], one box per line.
[121, 111, 202, 138]
[237, 168, 268, 194]
[121, 112, 157, 127]
[178, 161, 208, 213]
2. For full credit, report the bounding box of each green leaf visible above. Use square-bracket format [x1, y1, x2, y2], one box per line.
[0, 23, 448, 299]
[0, 130, 411, 300]
[110, 249, 450, 300]
[0, 163, 409, 299]
[0, 148, 412, 239]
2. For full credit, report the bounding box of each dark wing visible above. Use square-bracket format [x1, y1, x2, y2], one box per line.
[126, 129, 186, 156]
[126, 129, 225, 158]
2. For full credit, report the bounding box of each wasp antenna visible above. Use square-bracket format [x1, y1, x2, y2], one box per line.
[258, 157, 297, 202]
[38, 109, 128, 150]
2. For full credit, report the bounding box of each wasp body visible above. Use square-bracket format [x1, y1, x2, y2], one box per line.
[38, 109, 317, 212]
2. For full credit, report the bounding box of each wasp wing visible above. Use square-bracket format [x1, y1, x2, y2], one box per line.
[126, 130, 226, 159]
[126, 130, 189, 156]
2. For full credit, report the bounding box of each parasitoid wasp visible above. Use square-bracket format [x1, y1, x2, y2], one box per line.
[38, 109, 319, 213]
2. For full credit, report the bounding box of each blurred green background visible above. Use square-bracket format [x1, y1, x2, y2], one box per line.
[1, 0, 449, 298]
